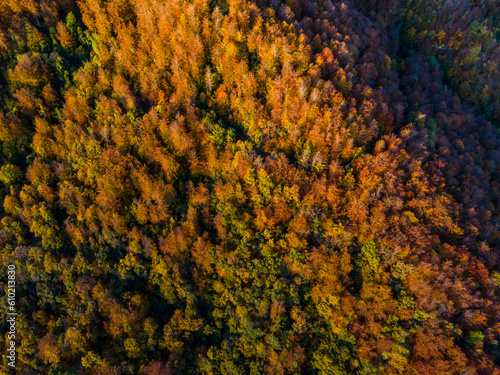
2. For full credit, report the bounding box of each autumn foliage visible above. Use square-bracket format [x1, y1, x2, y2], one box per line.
[0, 0, 499, 373]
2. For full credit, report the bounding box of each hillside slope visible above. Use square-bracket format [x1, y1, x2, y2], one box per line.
[0, 0, 499, 373]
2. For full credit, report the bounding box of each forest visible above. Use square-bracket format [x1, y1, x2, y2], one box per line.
[0, 0, 499, 373]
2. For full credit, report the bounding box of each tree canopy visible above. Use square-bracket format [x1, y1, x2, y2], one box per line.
[0, 0, 499, 373]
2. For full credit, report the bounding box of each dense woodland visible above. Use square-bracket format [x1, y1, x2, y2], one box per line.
[0, 0, 499, 373]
